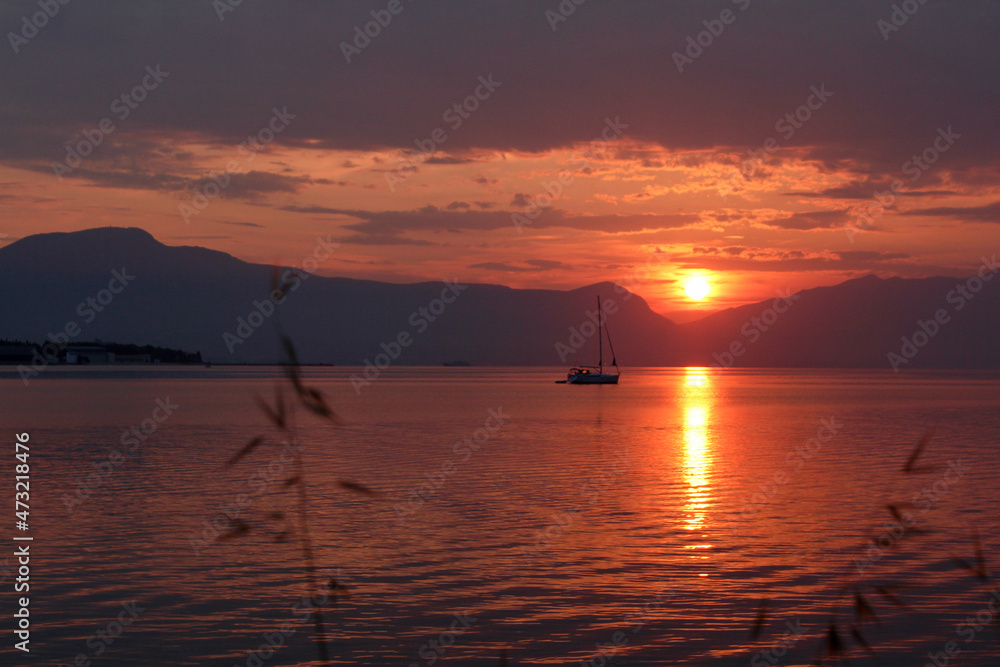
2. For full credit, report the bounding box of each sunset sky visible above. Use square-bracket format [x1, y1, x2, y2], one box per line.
[2, 1, 997, 320]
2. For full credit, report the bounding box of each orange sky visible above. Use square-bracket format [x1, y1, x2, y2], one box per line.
[3, 3, 998, 323]
[3, 134, 996, 322]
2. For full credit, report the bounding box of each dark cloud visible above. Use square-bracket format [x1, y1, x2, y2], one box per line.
[300, 205, 699, 237]
[190, 171, 309, 200]
[673, 249, 941, 276]
[336, 235, 435, 246]
[470, 259, 569, 272]
[424, 156, 477, 165]
[785, 185, 959, 199]
[215, 221, 265, 228]
[834, 251, 909, 261]
[1, 1, 995, 178]
[901, 201, 1000, 222]
[766, 210, 848, 230]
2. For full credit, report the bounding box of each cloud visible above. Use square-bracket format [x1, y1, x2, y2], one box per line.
[297, 205, 700, 237]
[785, 185, 959, 199]
[336, 235, 436, 246]
[424, 156, 477, 165]
[215, 221, 265, 228]
[470, 259, 570, 272]
[674, 247, 926, 274]
[833, 251, 909, 262]
[2, 1, 996, 177]
[901, 201, 1000, 222]
[765, 210, 849, 230]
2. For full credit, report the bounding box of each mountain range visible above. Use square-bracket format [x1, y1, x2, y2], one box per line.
[1, 227, 998, 369]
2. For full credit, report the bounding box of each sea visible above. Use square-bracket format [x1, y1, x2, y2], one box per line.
[1, 366, 998, 666]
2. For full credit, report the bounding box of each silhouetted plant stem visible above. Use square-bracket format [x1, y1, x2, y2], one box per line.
[290, 423, 331, 665]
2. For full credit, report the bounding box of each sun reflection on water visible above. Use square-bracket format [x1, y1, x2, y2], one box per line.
[681, 368, 715, 537]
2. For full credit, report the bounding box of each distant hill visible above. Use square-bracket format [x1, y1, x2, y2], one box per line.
[0, 227, 997, 368]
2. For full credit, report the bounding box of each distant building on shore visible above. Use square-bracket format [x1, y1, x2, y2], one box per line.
[65, 345, 115, 364]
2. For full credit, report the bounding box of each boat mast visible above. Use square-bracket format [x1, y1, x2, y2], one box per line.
[597, 296, 603, 373]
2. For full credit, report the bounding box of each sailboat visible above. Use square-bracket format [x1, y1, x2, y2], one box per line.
[559, 296, 621, 384]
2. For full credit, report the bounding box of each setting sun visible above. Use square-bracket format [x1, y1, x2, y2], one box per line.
[684, 277, 711, 301]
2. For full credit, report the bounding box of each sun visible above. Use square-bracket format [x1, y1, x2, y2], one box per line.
[684, 277, 711, 301]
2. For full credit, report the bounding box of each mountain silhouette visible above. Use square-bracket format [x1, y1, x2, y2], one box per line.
[1, 228, 998, 368]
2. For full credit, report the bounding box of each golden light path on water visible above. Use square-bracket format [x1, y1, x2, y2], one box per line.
[681, 367, 716, 558]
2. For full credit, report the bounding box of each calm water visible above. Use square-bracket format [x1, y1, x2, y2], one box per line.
[1, 367, 999, 666]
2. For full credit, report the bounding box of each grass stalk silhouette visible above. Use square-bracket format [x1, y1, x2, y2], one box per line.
[223, 268, 376, 666]
[746, 429, 995, 665]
